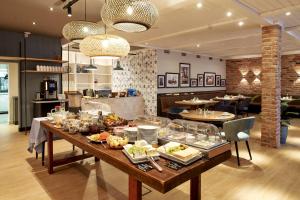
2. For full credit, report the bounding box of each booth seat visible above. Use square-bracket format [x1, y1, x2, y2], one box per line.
[157, 90, 226, 117]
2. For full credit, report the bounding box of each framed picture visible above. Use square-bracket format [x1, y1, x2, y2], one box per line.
[221, 79, 226, 87]
[204, 72, 216, 87]
[165, 73, 179, 88]
[157, 75, 165, 88]
[197, 74, 204, 87]
[190, 78, 197, 87]
[179, 63, 191, 87]
[216, 75, 221, 87]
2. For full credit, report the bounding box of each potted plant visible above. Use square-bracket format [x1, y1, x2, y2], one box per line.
[280, 102, 298, 144]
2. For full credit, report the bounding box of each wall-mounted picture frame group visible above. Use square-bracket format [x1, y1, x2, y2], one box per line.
[157, 63, 226, 89]
[165, 72, 179, 88]
[204, 72, 216, 87]
[157, 75, 165, 88]
[197, 74, 204, 87]
[190, 78, 197, 87]
[179, 63, 190, 87]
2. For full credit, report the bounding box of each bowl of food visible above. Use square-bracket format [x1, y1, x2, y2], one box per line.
[106, 135, 128, 149]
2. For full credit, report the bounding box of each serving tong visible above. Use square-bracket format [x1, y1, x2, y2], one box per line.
[146, 151, 163, 172]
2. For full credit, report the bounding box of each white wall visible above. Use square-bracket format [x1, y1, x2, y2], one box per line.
[157, 49, 226, 93]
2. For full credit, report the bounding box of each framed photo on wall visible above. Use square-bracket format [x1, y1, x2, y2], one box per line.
[204, 72, 216, 87]
[190, 78, 197, 87]
[157, 75, 165, 88]
[179, 63, 190, 87]
[165, 73, 179, 88]
[221, 79, 226, 87]
[216, 75, 221, 87]
[197, 74, 204, 87]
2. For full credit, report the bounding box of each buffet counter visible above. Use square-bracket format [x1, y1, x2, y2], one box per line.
[81, 96, 145, 120]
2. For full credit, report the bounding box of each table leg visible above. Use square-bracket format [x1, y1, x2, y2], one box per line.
[128, 176, 142, 200]
[190, 175, 201, 200]
[47, 131, 54, 174]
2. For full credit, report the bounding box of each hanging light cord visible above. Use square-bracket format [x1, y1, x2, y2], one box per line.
[85, 0, 87, 21]
[104, 0, 107, 34]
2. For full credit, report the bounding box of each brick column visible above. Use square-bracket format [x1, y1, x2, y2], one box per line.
[261, 25, 281, 148]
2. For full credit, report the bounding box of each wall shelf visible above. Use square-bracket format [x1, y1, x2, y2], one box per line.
[21, 70, 66, 74]
[0, 56, 67, 63]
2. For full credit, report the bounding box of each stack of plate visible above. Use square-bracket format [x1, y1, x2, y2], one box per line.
[137, 125, 159, 145]
[124, 127, 138, 143]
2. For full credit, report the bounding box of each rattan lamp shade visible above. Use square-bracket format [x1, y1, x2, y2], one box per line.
[101, 0, 159, 33]
[62, 21, 103, 42]
[79, 34, 130, 59]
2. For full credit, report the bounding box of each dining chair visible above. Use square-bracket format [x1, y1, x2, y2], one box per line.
[167, 107, 184, 120]
[221, 116, 255, 166]
[237, 98, 251, 117]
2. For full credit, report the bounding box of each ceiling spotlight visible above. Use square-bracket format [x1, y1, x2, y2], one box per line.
[145, 42, 149, 45]
[196, 44, 200, 48]
[196, 2, 203, 8]
[49, 7, 54, 11]
[32, 22, 36, 25]
[285, 11, 291, 16]
[226, 11, 232, 17]
[67, 6, 72, 17]
[238, 21, 244, 26]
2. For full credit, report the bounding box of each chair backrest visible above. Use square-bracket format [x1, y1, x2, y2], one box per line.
[238, 98, 251, 109]
[223, 116, 255, 141]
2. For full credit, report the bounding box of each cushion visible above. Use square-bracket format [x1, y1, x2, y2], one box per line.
[237, 131, 249, 141]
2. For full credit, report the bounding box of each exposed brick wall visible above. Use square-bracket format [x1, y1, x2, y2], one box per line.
[261, 25, 281, 148]
[226, 55, 300, 96]
[226, 58, 262, 94]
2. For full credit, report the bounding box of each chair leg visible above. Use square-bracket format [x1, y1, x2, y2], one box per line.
[82, 150, 85, 155]
[245, 140, 252, 160]
[35, 152, 38, 159]
[234, 142, 240, 166]
[72, 145, 75, 151]
[42, 141, 45, 166]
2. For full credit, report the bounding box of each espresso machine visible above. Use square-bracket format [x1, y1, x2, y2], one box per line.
[40, 77, 58, 100]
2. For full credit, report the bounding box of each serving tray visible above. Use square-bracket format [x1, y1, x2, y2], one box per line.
[122, 150, 159, 164]
[157, 150, 203, 166]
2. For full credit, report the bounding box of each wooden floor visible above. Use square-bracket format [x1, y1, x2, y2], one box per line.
[0, 116, 300, 200]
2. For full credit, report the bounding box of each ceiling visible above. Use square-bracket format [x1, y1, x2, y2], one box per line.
[0, 0, 300, 58]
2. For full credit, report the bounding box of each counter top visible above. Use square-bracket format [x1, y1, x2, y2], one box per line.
[32, 99, 69, 104]
[81, 96, 144, 120]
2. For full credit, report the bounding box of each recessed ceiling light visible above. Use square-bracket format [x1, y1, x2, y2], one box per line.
[226, 11, 232, 17]
[145, 42, 149, 45]
[238, 21, 244, 26]
[196, 2, 203, 8]
[49, 7, 54, 11]
[32, 22, 36, 25]
[196, 44, 200, 48]
[285, 11, 291, 16]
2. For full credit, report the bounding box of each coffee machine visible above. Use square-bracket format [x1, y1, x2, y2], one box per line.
[40, 78, 58, 100]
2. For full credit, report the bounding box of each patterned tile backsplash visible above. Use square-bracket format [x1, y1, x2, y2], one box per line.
[112, 49, 158, 116]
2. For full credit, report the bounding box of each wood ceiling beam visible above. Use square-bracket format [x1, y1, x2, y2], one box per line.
[171, 32, 261, 49]
[136, 17, 248, 44]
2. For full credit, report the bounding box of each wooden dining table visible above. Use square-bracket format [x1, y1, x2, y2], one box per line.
[175, 99, 219, 109]
[41, 121, 231, 200]
[180, 110, 236, 122]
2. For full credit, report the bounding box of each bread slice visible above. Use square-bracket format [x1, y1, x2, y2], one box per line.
[173, 147, 199, 160]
